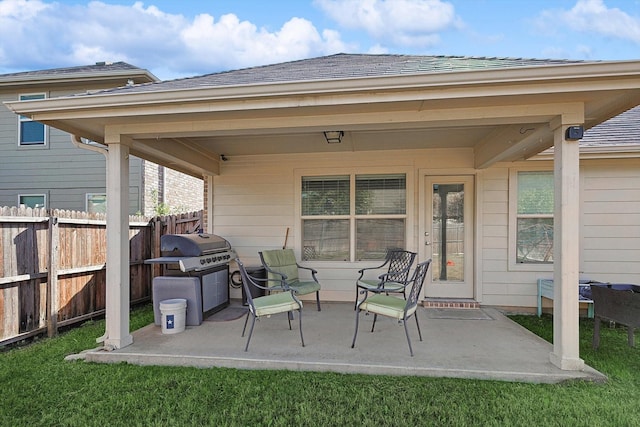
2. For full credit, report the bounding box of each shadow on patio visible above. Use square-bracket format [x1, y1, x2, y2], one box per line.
[84, 302, 605, 384]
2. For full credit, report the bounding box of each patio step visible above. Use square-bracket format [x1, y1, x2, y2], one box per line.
[422, 298, 480, 309]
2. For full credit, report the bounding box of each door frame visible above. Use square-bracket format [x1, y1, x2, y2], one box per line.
[418, 171, 477, 299]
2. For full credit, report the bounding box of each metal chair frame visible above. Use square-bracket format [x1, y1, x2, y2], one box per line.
[236, 258, 304, 351]
[352, 259, 431, 356]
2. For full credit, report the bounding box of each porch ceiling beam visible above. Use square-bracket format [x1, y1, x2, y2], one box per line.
[107, 102, 581, 138]
[474, 125, 552, 169]
[474, 103, 585, 169]
[129, 138, 220, 176]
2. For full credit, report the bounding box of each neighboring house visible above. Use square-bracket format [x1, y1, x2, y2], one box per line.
[7, 54, 640, 370]
[0, 62, 203, 215]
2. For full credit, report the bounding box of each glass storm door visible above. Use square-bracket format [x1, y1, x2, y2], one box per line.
[424, 176, 474, 298]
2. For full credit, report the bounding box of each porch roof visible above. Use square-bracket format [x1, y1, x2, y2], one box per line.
[5, 54, 640, 177]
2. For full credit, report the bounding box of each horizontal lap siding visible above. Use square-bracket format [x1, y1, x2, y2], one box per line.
[479, 160, 640, 309]
[0, 90, 143, 213]
[214, 149, 473, 302]
[480, 165, 553, 307]
[581, 161, 640, 283]
[212, 154, 640, 306]
[480, 168, 523, 306]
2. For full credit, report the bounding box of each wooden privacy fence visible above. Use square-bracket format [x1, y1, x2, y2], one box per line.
[0, 206, 202, 346]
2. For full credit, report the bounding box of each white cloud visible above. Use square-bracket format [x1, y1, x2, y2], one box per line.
[0, 0, 349, 79]
[537, 0, 640, 43]
[0, 0, 50, 18]
[569, 0, 640, 42]
[315, 0, 459, 48]
[180, 14, 349, 72]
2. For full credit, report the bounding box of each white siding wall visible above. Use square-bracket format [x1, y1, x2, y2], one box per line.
[212, 148, 476, 302]
[479, 158, 640, 309]
[581, 159, 640, 283]
[212, 151, 640, 307]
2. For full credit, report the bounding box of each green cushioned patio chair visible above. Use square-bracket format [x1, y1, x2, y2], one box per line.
[355, 249, 416, 308]
[236, 258, 304, 351]
[352, 259, 431, 357]
[259, 248, 322, 311]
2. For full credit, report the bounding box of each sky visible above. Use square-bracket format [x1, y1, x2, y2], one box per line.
[0, 0, 639, 80]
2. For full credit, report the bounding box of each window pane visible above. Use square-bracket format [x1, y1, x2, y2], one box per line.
[517, 218, 554, 263]
[517, 171, 553, 214]
[20, 94, 45, 101]
[20, 121, 45, 145]
[356, 174, 406, 214]
[87, 194, 107, 214]
[19, 195, 45, 208]
[302, 176, 350, 216]
[432, 184, 465, 281]
[302, 219, 350, 261]
[356, 219, 405, 260]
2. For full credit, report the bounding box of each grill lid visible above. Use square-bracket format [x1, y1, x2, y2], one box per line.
[161, 233, 231, 257]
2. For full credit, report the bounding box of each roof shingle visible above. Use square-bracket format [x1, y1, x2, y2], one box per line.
[94, 53, 591, 94]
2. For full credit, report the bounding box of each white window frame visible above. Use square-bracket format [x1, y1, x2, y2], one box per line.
[295, 167, 414, 263]
[508, 167, 554, 272]
[86, 193, 107, 214]
[18, 93, 48, 147]
[18, 193, 47, 209]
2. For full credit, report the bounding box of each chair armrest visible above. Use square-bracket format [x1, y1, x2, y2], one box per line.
[355, 288, 372, 309]
[247, 275, 289, 291]
[297, 263, 320, 283]
[259, 265, 290, 290]
[356, 260, 390, 281]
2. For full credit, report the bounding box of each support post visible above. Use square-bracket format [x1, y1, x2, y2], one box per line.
[103, 139, 133, 349]
[549, 121, 584, 370]
[205, 175, 214, 233]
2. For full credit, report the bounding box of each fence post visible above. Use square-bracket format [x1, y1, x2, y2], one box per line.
[46, 216, 59, 337]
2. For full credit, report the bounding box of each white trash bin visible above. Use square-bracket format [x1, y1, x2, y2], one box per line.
[160, 298, 187, 334]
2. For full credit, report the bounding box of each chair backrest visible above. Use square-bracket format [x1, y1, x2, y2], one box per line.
[235, 258, 259, 309]
[405, 259, 432, 315]
[260, 249, 299, 285]
[386, 250, 417, 283]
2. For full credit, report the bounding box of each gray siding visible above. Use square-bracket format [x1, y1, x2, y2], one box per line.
[1, 79, 201, 215]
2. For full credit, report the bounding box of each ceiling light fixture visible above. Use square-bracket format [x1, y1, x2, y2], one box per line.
[323, 130, 344, 144]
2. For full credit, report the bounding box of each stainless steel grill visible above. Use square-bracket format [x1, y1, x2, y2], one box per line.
[147, 233, 235, 272]
[145, 233, 235, 324]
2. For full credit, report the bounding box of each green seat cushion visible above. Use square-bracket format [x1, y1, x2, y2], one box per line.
[357, 279, 404, 292]
[357, 279, 381, 290]
[252, 292, 301, 317]
[289, 280, 321, 295]
[360, 294, 415, 320]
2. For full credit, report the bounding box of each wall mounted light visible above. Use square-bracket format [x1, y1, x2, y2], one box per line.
[565, 125, 584, 140]
[323, 130, 344, 144]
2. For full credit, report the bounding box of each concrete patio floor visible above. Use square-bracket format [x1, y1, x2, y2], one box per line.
[84, 301, 605, 384]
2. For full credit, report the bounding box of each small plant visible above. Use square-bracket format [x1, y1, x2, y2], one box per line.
[150, 189, 171, 215]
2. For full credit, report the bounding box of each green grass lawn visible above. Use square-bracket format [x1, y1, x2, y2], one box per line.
[1, 305, 638, 426]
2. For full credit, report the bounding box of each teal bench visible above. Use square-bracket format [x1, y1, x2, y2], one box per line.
[537, 279, 594, 318]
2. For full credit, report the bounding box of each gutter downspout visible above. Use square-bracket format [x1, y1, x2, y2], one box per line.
[70, 134, 108, 157]
[70, 134, 111, 347]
